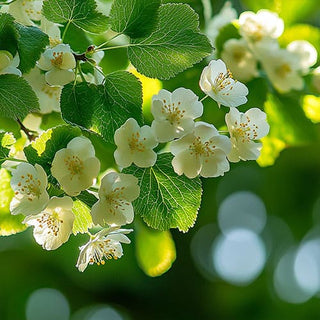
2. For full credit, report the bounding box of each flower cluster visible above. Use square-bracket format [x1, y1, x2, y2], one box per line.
[206, 4, 318, 93]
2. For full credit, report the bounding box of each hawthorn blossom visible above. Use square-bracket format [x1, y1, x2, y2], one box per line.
[226, 108, 270, 162]
[170, 122, 231, 178]
[0, 51, 21, 76]
[10, 163, 49, 216]
[51, 136, 100, 196]
[239, 9, 284, 43]
[114, 118, 158, 168]
[91, 172, 140, 226]
[24, 196, 74, 250]
[221, 38, 258, 82]
[151, 88, 203, 142]
[37, 44, 76, 86]
[199, 59, 248, 108]
[24, 67, 61, 113]
[76, 227, 132, 272]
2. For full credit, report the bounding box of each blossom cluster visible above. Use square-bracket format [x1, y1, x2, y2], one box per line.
[114, 59, 269, 178]
[206, 2, 318, 93]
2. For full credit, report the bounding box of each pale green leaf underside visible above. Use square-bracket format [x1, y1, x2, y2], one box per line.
[42, 0, 108, 33]
[124, 153, 202, 232]
[0, 74, 39, 119]
[128, 3, 212, 79]
[72, 200, 93, 235]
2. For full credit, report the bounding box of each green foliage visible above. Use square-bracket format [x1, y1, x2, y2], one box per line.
[0, 132, 15, 165]
[135, 219, 176, 277]
[214, 23, 241, 57]
[72, 199, 93, 235]
[124, 153, 202, 232]
[0, 168, 26, 236]
[109, 0, 161, 38]
[42, 0, 109, 33]
[0, 13, 17, 55]
[128, 3, 212, 79]
[0, 74, 39, 119]
[60, 71, 143, 143]
[15, 24, 49, 73]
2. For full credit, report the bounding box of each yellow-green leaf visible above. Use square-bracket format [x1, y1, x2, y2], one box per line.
[72, 199, 93, 235]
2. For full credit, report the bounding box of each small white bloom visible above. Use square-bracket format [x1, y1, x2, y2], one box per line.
[287, 40, 317, 74]
[170, 122, 231, 178]
[199, 59, 248, 108]
[114, 118, 158, 168]
[40, 17, 61, 46]
[23, 196, 74, 250]
[206, 2, 237, 45]
[0, 51, 21, 76]
[24, 67, 61, 114]
[221, 38, 259, 82]
[76, 227, 132, 272]
[226, 108, 270, 162]
[10, 163, 49, 216]
[239, 9, 284, 43]
[51, 136, 101, 196]
[151, 88, 203, 142]
[37, 44, 76, 86]
[91, 172, 140, 226]
[259, 46, 304, 93]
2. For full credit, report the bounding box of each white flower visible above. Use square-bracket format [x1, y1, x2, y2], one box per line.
[24, 67, 61, 114]
[206, 2, 237, 45]
[239, 9, 284, 43]
[259, 46, 304, 93]
[170, 122, 231, 178]
[23, 196, 74, 250]
[91, 172, 140, 226]
[287, 40, 317, 74]
[0, 51, 21, 76]
[10, 163, 49, 216]
[40, 17, 61, 46]
[114, 118, 158, 168]
[199, 59, 248, 108]
[76, 227, 132, 272]
[151, 88, 203, 142]
[226, 108, 270, 162]
[221, 38, 259, 82]
[37, 44, 76, 86]
[51, 136, 100, 196]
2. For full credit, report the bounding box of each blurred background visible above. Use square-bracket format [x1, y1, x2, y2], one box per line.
[2, 0, 320, 319]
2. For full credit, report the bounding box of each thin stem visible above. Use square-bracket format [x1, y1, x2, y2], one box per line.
[16, 118, 37, 141]
[96, 33, 123, 49]
[86, 60, 106, 79]
[218, 130, 229, 135]
[2, 157, 28, 163]
[76, 62, 87, 83]
[200, 95, 209, 102]
[62, 20, 71, 42]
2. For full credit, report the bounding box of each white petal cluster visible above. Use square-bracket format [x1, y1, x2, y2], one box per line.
[0, 51, 21, 76]
[37, 44, 76, 86]
[239, 9, 284, 43]
[170, 122, 231, 178]
[51, 136, 100, 196]
[10, 163, 49, 216]
[91, 172, 140, 226]
[76, 227, 132, 272]
[114, 118, 158, 168]
[199, 59, 249, 108]
[24, 196, 74, 250]
[151, 88, 203, 142]
[226, 108, 270, 162]
[221, 38, 258, 82]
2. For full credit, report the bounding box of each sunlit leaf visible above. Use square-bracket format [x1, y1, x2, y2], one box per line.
[72, 199, 93, 235]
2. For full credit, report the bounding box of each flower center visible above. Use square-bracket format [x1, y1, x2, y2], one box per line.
[128, 132, 146, 152]
[89, 239, 118, 266]
[51, 51, 63, 68]
[276, 63, 291, 78]
[41, 84, 61, 100]
[213, 69, 234, 93]
[36, 212, 63, 237]
[16, 173, 42, 201]
[232, 117, 258, 142]
[104, 187, 130, 214]
[64, 155, 83, 176]
[162, 100, 185, 125]
[189, 136, 216, 158]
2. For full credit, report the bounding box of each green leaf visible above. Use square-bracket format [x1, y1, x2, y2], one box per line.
[215, 22, 241, 57]
[24, 125, 81, 181]
[128, 3, 212, 80]
[0, 168, 26, 236]
[60, 71, 143, 143]
[42, 0, 109, 33]
[72, 199, 93, 235]
[76, 190, 98, 208]
[0, 74, 39, 119]
[109, 0, 160, 38]
[0, 13, 18, 56]
[0, 132, 15, 165]
[15, 24, 49, 74]
[135, 220, 176, 277]
[124, 153, 202, 232]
